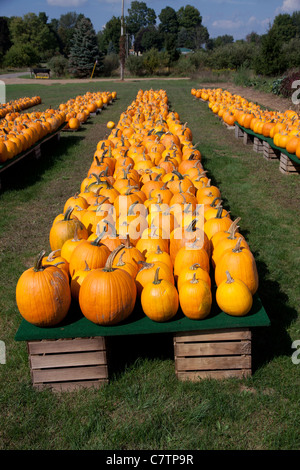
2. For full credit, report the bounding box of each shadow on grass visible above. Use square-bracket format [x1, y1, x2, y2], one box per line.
[0, 133, 85, 193]
[200, 150, 298, 374]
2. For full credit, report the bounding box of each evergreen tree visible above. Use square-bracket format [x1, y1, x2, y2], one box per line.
[68, 16, 102, 77]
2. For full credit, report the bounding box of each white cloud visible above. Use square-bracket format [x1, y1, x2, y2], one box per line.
[276, 0, 300, 14]
[212, 19, 244, 29]
[47, 0, 88, 7]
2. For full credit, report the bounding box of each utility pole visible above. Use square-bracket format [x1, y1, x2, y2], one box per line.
[120, 0, 125, 80]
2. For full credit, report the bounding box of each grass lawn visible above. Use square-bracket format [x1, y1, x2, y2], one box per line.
[0, 79, 299, 451]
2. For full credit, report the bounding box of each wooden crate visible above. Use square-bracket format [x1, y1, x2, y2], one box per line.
[263, 141, 280, 161]
[243, 132, 254, 146]
[279, 153, 300, 174]
[235, 125, 244, 139]
[174, 328, 252, 381]
[253, 137, 263, 153]
[27, 337, 108, 392]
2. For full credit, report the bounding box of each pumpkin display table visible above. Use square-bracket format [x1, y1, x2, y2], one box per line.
[15, 296, 270, 391]
[0, 122, 65, 189]
[234, 122, 300, 174]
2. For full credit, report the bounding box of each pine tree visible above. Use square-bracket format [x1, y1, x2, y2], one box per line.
[68, 16, 102, 77]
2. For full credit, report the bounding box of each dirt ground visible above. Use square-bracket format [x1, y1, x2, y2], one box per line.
[2, 76, 298, 113]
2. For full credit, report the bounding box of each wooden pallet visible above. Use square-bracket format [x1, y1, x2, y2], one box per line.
[263, 141, 281, 161]
[279, 153, 300, 174]
[174, 328, 252, 381]
[27, 337, 108, 392]
[243, 132, 254, 146]
[235, 125, 244, 139]
[253, 137, 263, 153]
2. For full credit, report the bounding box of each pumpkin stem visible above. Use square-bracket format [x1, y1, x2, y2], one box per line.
[46, 249, 60, 262]
[34, 250, 46, 272]
[190, 273, 199, 284]
[64, 206, 74, 220]
[103, 245, 125, 271]
[227, 217, 241, 239]
[116, 250, 126, 267]
[153, 266, 162, 285]
[232, 237, 243, 253]
[225, 271, 234, 284]
[190, 263, 201, 270]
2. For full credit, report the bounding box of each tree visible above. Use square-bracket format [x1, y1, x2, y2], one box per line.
[177, 5, 202, 29]
[0, 17, 12, 64]
[8, 13, 59, 61]
[68, 16, 102, 78]
[134, 26, 162, 54]
[158, 7, 179, 35]
[3, 43, 40, 67]
[57, 12, 79, 57]
[254, 13, 298, 76]
[97, 16, 121, 55]
[126, 1, 156, 38]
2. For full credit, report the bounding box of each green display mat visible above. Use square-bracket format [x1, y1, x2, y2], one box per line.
[235, 122, 300, 165]
[15, 295, 270, 341]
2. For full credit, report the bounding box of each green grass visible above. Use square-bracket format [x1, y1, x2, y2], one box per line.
[0, 79, 299, 450]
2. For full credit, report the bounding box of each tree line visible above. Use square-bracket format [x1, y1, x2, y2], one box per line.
[0, 2, 299, 78]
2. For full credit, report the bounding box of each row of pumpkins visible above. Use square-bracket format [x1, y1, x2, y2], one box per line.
[0, 95, 41, 120]
[0, 91, 117, 163]
[0, 107, 66, 163]
[16, 88, 259, 328]
[192, 87, 300, 158]
[61, 91, 117, 130]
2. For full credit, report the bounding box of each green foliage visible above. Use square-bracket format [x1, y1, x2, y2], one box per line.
[97, 16, 121, 55]
[125, 54, 144, 76]
[68, 16, 102, 78]
[126, 1, 156, 37]
[3, 43, 40, 67]
[102, 53, 119, 77]
[8, 13, 59, 61]
[207, 41, 256, 71]
[142, 48, 161, 75]
[47, 54, 69, 77]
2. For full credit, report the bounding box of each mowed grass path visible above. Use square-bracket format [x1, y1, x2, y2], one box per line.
[0, 79, 299, 450]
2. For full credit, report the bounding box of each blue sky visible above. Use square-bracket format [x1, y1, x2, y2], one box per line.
[1, 0, 300, 39]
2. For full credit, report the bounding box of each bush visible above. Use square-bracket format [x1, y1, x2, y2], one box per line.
[47, 55, 69, 77]
[102, 53, 119, 77]
[279, 69, 300, 98]
[125, 54, 144, 77]
[3, 43, 40, 68]
[142, 48, 161, 75]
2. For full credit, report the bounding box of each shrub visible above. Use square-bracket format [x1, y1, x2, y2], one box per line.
[125, 54, 144, 76]
[102, 53, 119, 77]
[279, 69, 300, 98]
[47, 55, 69, 77]
[3, 44, 40, 68]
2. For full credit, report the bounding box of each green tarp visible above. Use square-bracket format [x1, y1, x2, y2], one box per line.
[235, 122, 300, 165]
[15, 295, 270, 341]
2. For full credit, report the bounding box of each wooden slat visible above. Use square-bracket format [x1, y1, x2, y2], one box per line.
[28, 337, 106, 354]
[33, 380, 108, 392]
[176, 369, 251, 381]
[175, 355, 251, 371]
[32, 365, 108, 384]
[174, 340, 251, 357]
[174, 328, 251, 342]
[30, 351, 106, 369]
